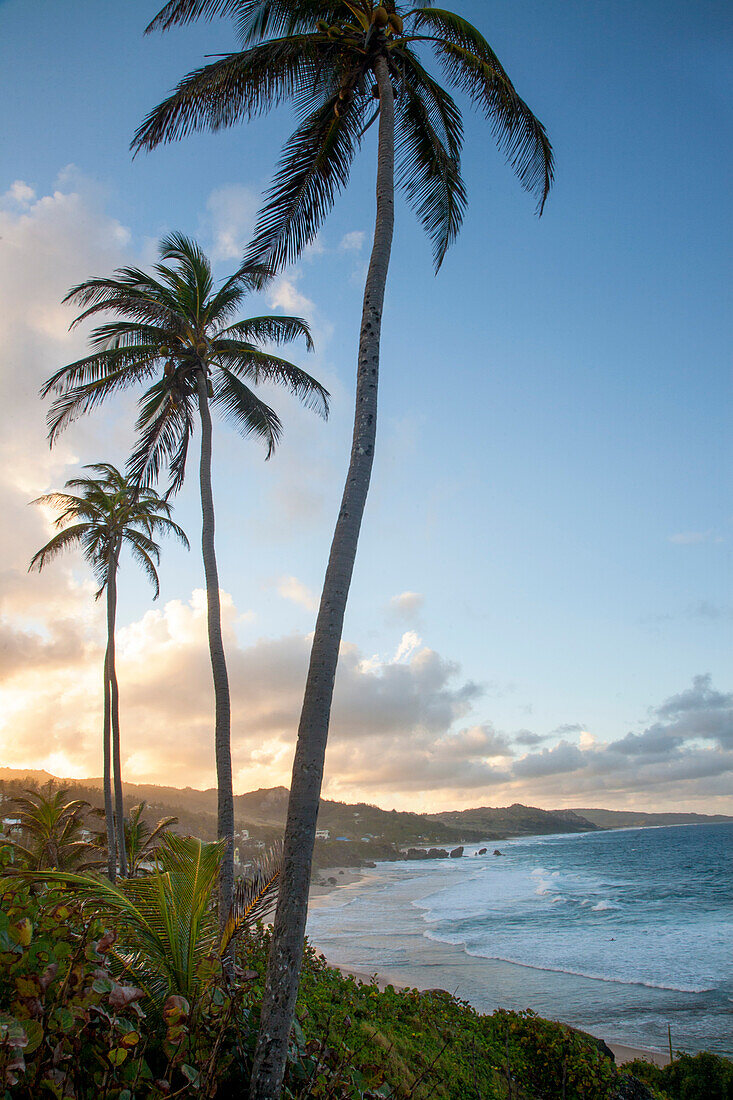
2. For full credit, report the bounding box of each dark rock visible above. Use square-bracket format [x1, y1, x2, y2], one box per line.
[449, 846, 464, 858]
[478, 848, 487, 855]
[493, 849, 503, 856]
[427, 848, 449, 859]
[328, 876, 337, 885]
[405, 848, 429, 860]
[339, 870, 345, 875]
[610, 1074, 656, 1100]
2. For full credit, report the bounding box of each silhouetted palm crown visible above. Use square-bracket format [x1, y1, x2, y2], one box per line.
[43, 234, 328, 493]
[30, 464, 188, 597]
[135, 2, 553, 270]
[6, 788, 101, 872]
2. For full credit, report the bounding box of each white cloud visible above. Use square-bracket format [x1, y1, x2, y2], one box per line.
[3, 180, 36, 206]
[204, 184, 258, 262]
[393, 630, 422, 663]
[668, 531, 713, 545]
[388, 591, 424, 623]
[339, 230, 365, 252]
[276, 575, 318, 613]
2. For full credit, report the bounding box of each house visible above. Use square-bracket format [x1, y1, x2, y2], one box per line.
[315, 829, 330, 840]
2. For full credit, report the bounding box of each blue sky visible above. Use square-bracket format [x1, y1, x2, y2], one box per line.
[0, 0, 730, 810]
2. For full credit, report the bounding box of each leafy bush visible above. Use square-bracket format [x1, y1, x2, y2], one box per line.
[488, 1008, 618, 1099]
[2, 852, 730, 1099]
[626, 1052, 733, 1100]
[0, 860, 253, 1097]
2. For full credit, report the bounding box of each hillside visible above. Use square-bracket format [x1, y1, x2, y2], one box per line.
[428, 803, 598, 838]
[5, 769, 730, 856]
[571, 807, 733, 829]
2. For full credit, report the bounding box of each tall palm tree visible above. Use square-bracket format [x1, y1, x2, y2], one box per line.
[5, 787, 102, 872]
[134, 3, 553, 1092]
[41, 234, 329, 929]
[29, 465, 189, 880]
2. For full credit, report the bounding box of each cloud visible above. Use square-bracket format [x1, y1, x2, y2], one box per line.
[668, 531, 715, 545]
[0, 586, 484, 794]
[276, 575, 318, 613]
[3, 180, 36, 206]
[512, 729, 546, 747]
[0, 173, 140, 626]
[388, 591, 424, 623]
[204, 185, 258, 262]
[393, 631, 422, 663]
[339, 231, 365, 252]
[509, 675, 733, 805]
[513, 740, 587, 778]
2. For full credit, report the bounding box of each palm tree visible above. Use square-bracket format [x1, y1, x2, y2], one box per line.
[134, 4, 553, 1092]
[41, 234, 329, 930]
[29, 465, 189, 880]
[5, 787, 103, 872]
[26, 834, 282, 1003]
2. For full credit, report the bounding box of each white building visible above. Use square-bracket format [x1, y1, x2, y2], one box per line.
[315, 829, 330, 840]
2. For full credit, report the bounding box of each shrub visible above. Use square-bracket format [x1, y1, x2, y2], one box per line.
[627, 1051, 733, 1100]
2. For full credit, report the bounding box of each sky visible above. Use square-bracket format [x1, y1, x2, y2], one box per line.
[0, 0, 731, 813]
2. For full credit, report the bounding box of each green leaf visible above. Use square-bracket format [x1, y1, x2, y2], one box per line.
[181, 1064, 201, 1088]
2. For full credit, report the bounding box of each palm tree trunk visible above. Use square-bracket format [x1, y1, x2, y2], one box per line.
[108, 543, 128, 878]
[195, 368, 235, 941]
[250, 54, 396, 1100]
[103, 575, 117, 882]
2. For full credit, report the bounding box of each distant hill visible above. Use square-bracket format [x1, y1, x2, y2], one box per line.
[3, 768, 729, 853]
[570, 808, 733, 829]
[427, 804, 598, 839]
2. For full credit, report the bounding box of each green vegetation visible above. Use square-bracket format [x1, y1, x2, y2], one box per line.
[4, 843, 730, 1098]
[2, 790, 102, 874]
[626, 1054, 733, 1100]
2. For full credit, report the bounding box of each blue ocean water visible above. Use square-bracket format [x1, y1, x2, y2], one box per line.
[306, 823, 733, 1055]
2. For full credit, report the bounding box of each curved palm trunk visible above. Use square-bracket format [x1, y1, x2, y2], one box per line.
[250, 56, 396, 1099]
[108, 543, 128, 878]
[195, 370, 235, 940]
[103, 573, 117, 882]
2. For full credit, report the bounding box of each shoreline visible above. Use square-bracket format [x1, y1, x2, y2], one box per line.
[314, 952, 671, 1068]
[309, 865, 673, 1069]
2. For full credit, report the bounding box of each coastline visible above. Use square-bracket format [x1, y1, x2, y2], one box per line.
[308, 866, 671, 1069]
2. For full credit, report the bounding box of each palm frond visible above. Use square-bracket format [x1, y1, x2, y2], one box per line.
[128, 380, 196, 492]
[146, 0, 240, 34]
[395, 51, 466, 268]
[215, 314, 313, 350]
[211, 368, 283, 457]
[46, 365, 156, 445]
[245, 89, 368, 270]
[28, 524, 91, 574]
[132, 37, 331, 153]
[217, 346, 329, 416]
[413, 8, 553, 212]
[220, 840, 282, 952]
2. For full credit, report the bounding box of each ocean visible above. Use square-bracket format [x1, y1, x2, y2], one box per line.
[306, 823, 733, 1056]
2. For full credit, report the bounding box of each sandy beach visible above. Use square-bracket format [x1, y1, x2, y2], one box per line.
[309, 866, 672, 1069]
[309, 865, 365, 897]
